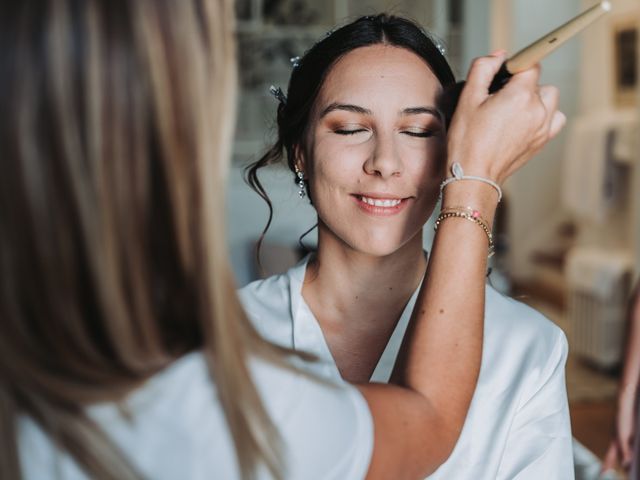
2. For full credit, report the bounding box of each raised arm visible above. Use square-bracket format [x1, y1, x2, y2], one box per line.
[358, 52, 566, 479]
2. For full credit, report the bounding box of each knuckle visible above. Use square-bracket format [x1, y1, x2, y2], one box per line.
[470, 56, 494, 71]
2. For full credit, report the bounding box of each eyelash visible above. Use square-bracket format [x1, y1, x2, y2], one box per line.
[334, 128, 367, 135]
[333, 129, 436, 137]
[404, 130, 436, 138]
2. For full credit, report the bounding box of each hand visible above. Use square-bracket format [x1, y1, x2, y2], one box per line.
[602, 387, 638, 473]
[446, 51, 566, 185]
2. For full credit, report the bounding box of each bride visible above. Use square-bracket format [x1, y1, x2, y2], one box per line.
[242, 13, 572, 479]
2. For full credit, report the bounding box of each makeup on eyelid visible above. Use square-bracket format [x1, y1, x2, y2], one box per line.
[325, 118, 443, 138]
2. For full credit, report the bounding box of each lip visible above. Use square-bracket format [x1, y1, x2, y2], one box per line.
[351, 193, 412, 216]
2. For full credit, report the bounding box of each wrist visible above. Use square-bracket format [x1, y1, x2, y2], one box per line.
[440, 161, 503, 205]
[441, 182, 498, 227]
[445, 147, 502, 183]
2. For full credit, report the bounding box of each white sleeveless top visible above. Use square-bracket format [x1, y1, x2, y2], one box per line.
[18, 352, 374, 479]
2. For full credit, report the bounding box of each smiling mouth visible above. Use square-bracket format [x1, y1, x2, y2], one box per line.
[359, 195, 403, 207]
[352, 194, 411, 215]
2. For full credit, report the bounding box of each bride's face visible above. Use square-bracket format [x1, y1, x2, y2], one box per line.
[300, 44, 446, 257]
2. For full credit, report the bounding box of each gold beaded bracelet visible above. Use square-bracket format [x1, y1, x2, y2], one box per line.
[440, 206, 492, 230]
[434, 206, 494, 257]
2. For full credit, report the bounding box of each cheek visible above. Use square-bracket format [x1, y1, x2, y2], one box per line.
[308, 140, 367, 191]
[403, 142, 446, 188]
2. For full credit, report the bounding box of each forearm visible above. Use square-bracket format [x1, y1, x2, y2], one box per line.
[391, 181, 497, 447]
[358, 182, 497, 479]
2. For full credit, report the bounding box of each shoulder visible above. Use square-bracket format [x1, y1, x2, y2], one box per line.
[18, 353, 240, 479]
[18, 353, 373, 480]
[167, 354, 374, 480]
[238, 257, 312, 348]
[481, 286, 568, 404]
[238, 272, 295, 344]
[249, 359, 374, 479]
[238, 272, 292, 318]
[484, 284, 567, 360]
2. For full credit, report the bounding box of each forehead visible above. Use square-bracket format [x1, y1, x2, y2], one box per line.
[317, 44, 441, 107]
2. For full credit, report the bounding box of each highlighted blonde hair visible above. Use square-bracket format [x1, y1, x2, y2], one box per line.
[0, 0, 284, 478]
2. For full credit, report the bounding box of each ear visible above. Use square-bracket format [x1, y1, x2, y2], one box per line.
[292, 144, 307, 176]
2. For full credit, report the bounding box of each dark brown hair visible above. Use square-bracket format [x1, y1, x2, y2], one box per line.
[245, 13, 456, 259]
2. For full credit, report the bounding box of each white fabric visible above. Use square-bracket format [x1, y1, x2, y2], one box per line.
[572, 439, 602, 480]
[19, 352, 374, 479]
[239, 256, 574, 480]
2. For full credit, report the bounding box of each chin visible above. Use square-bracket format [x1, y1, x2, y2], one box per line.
[318, 214, 426, 258]
[344, 229, 422, 258]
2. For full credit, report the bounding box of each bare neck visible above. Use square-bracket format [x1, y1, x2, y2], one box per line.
[302, 226, 427, 328]
[301, 224, 427, 383]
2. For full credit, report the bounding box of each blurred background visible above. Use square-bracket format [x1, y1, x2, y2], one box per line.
[227, 0, 639, 477]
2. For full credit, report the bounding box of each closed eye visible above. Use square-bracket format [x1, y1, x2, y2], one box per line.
[402, 129, 437, 138]
[334, 128, 368, 135]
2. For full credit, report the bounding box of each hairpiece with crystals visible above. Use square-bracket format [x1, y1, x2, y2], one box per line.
[269, 85, 287, 105]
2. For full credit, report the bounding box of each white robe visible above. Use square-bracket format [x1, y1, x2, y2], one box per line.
[19, 353, 373, 479]
[239, 256, 574, 479]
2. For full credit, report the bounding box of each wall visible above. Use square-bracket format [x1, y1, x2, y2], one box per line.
[226, 164, 316, 286]
[494, 0, 582, 279]
[459, 0, 582, 279]
[496, 0, 640, 281]
[577, 0, 639, 251]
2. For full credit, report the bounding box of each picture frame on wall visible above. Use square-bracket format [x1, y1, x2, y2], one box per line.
[612, 18, 638, 108]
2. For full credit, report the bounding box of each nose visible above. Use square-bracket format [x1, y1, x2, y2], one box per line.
[363, 131, 403, 178]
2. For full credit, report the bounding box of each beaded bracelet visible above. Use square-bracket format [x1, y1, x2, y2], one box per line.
[440, 206, 492, 230]
[434, 206, 495, 257]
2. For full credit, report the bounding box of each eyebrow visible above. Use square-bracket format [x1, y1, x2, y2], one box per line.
[320, 103, 443, 123]
[320, 103, 372, 117]
[400, 106, 443, 123]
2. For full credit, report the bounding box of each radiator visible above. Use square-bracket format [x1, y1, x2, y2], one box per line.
[566, 247, 633, 369]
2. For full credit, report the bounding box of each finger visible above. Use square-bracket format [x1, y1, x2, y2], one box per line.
[602, 442, 620, 472]
[505, 63, 542, 90]
[463, 52, 508, 101]
[548, 111, 566, 139]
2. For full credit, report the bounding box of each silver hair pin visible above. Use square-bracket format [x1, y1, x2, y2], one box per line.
[435, 42, 446, 56]
[269, 85, 287, 104]
[290, 56, 301, 68]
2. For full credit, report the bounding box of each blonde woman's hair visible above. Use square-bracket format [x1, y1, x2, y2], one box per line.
[0, 0, 285, 478]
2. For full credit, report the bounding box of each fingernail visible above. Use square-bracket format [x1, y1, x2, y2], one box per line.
[490, 49, 507, 57]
